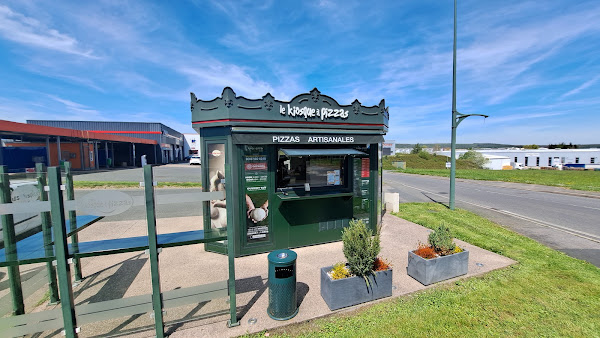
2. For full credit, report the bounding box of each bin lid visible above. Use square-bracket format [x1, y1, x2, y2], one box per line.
[268, 249, 297, 264]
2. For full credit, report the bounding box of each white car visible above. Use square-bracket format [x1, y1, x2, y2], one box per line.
[189, 155, 201, 165]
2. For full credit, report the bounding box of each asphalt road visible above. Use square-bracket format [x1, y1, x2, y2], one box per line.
[383, 170, 600, 268]
[73, 188, 206, 222]
[71, 163, 205, 221]
[3, 164, 203, 244]
[72, 163, 202, 183]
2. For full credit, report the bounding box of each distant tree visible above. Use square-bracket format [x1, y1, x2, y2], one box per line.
[433, 144, 441, 152]
[459, 150, 488, 169]
[548, 142, 578, 149]
[411, 143, 424, 154]
[523, 144, 539, 149]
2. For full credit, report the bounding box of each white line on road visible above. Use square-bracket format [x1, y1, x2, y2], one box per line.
[467, 187, 600, 212]
[390, 181, 600, 244]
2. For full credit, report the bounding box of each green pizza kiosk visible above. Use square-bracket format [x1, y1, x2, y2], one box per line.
[191, 87, 388, 256]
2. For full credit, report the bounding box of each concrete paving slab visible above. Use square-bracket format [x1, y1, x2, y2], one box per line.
[16, 212, 515, 337]
[170, 212, 515, 337]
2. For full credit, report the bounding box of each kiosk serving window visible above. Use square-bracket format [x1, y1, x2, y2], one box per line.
[277, 148, 365, 190]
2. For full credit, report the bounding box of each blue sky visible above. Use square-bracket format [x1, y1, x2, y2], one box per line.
[0, 0, 599, 144]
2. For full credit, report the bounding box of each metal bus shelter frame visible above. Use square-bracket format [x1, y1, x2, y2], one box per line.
[0, 164, 238, 337]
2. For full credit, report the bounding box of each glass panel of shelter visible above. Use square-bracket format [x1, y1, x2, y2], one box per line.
[0, 162, 235, 337]
[153, 152, 231, 330]
[0, 168, 65, 337]
[65, 164, 153, 337]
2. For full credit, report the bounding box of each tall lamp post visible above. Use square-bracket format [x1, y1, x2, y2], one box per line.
[450, 0, 488, 210]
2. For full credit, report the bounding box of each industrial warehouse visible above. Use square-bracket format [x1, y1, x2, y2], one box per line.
[0, 120, 184, 172]
[436, 148, 600, 170]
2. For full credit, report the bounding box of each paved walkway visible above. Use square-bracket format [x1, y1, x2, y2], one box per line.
[7, 212, 515, 337]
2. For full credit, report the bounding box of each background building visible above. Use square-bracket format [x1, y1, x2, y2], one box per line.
[27, 121, 184, 165]
[437, 148, 600, 169]
[0, 120, 158, 172]
[382, 140, 396, 156]
[183, 133, 200, 158]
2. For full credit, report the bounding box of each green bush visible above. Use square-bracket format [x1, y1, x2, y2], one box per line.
[418, 151, 431, 160]
[342, 219, 380, 278]
[428, 224, 456, 255]
[382, 154, 479, 170]
[459, 150, 488, 169]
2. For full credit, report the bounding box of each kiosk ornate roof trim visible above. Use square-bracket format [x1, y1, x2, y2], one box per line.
[191, 87, 388, 133]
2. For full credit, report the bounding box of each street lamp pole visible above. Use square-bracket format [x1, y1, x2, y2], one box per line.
[450, 0, 487, 210]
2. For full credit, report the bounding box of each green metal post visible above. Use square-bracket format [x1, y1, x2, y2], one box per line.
[450, 0, 458, 211]
[0, 165, 25, 315]
[48, 166, 78, 337]
[449, 0, 487, 210]
[36, 163, 60, 304]
[143, 165, 165, 337]
[64, 162, 82, 282]
[224, 156, 239, 328]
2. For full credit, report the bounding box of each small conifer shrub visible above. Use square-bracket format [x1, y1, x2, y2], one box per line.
[342, 219, 381, 278]
[414, 224, 463, 259]
[428, 224, 456, 255]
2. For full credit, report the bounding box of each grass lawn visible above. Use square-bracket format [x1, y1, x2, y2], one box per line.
[393, 168, 600, 192]
[73, 181, 202, 189]
[257, 203, 600, 337]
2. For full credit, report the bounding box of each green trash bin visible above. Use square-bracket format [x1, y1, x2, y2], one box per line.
[267, 249, 298, 320]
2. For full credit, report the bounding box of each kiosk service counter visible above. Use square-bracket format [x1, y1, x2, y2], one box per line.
[191, 88, 388, 256]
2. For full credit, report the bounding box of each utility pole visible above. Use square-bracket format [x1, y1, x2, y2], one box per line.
[450, 0, 488, 210]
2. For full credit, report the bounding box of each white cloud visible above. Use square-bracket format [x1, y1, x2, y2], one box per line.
[560, 74, 600, 99]
[0, 95, 104, 122]
[0, 5, 97, 58]
[46, 95, 101, 116]
[485, 112, 566, 124]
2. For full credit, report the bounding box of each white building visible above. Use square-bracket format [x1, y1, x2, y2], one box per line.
[437, 148, 600, 169]
[183, 133, 200, 157]
[482, 154, 512, 170]
[382, 140, 396, 156]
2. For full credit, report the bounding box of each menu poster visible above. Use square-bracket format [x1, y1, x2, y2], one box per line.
[353, 158, 370, 221]
[334, 170, 341, 185]
[326, 170, 341, 185]
[361, 158, 370, 178]
[244, 145, 269, 243]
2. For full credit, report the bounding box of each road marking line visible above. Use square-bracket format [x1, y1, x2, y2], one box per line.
[467, 187, 600, 212]
[393, 181, 600, 245]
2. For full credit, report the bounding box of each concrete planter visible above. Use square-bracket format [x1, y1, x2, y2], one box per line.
[407, 250, 469, 285]
[320, 266, 393, 311]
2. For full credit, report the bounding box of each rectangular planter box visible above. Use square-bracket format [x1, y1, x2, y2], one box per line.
[407, 250, 469, 286]
[320, 266, 392, 311]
